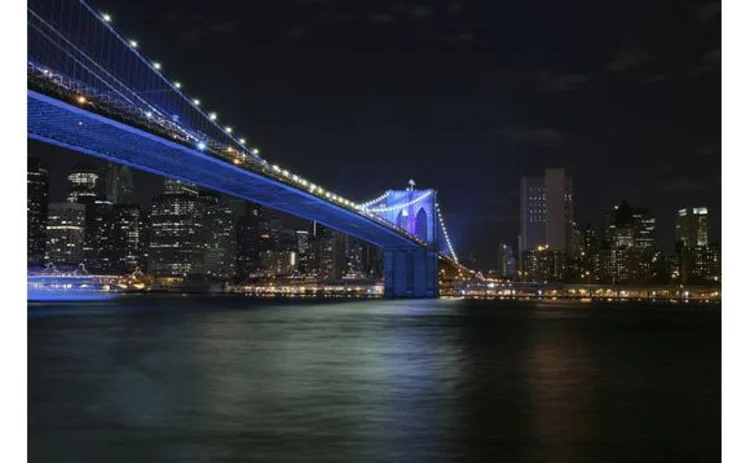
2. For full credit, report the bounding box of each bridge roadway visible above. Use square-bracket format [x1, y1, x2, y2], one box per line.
[28, 88, 440, 298]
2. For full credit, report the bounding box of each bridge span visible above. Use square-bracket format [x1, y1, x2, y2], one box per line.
[27, 0, 463, 298]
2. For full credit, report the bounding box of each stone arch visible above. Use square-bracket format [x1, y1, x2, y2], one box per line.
[415, 207, 428, 241]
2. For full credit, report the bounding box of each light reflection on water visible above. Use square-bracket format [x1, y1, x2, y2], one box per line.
[29, 296, 720, 462]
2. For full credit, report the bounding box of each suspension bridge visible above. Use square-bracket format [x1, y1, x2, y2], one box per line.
[27, 0, 466, 298]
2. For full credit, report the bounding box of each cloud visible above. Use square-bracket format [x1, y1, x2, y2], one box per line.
[694, 2, 721, 22]
[502, 127, 562, 147]
[694, 144, 719, 156]
[702, 48, 721, 66]
[658, 178, 713, 193]
[285, 26, 308, 39]
[208, 21, 238, 33]
[448, 2, 463, 13]
[639, 73, 666, 83]
[693, 48, 721, 74]
[534, 69, 590, 91]
[371, 13, 393, 23]
[605, 48, 650, 72]
[411, 5, 434, 19]
[449, 33, 474, 42]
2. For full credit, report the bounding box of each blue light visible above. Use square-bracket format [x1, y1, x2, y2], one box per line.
[197, 141, 206, 150]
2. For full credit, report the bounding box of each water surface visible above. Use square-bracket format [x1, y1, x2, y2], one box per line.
[29, 296, 721, 462]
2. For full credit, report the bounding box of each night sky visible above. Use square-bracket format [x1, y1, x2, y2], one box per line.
[31, 0, 721, 268]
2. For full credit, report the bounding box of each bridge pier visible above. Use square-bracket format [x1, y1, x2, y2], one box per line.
[383, 246, 439, 298]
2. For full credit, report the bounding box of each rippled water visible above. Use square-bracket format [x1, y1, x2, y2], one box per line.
[29, 296, 720, 462]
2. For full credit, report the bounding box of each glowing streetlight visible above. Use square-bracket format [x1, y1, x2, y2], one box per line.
[152, 62, 162, 70]
[129, 40, 138, 48]
[102, 13, 112, 22]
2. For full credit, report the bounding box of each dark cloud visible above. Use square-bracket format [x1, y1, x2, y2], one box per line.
[639, 73, 666, 83]
[207, 21, 239, 33]
[658, 178, 712, 193]
[371, 13, 393, 23]
[411, 5, 434, 20]
[449, 33, 474, 42]
[501, 127, 562, 147]
[534, 69, 590, 92]
[694, 2, 721, 22]
[285, 26, 308, 39]
[605, 48, 650, 72]
[693, 48, 721, 74]
[448, 2, 463, 14]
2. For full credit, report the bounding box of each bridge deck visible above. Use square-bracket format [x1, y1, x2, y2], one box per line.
[28, 90, 423, 249]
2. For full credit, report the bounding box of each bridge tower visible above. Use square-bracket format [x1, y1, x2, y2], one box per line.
[374, 181, 439, 298]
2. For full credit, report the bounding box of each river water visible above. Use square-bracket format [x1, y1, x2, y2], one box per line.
[28, 296, 720, 462]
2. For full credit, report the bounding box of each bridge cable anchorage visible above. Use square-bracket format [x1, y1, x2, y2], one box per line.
[436, 202, 459, 263]
[365, 190, 433, 213]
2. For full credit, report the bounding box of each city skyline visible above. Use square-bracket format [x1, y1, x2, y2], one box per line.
[32, 142, 720, 270]
[27, 0, 721, 267]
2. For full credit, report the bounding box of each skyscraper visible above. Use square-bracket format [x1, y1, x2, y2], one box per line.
[105, 163, 135, 204]
[676, 207, 709, 248]
[110, 204, 145, 274]
[497, 243, 517, 278]
[147, 179, 203, 276]
[520, 168, 574, 253]
[46, 202, 86, 266]
[235, 203, 265, 281]
[632, 208, 656, 250]
[201, 193, 238, 279]
[28, 157, 49, 266]
[83, 198, 114, 273]
[312, 222, 347, 280]
[66, 163, 101, 204]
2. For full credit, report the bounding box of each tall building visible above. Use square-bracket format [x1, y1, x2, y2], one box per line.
[520, 168, 574, 253]
[676, 207, 709, 248]
[110, 204, 145, 274]
[66, 163, 102, 204]
[28, 157, 49, 266]
[312, 222, 347, 280]
[147, 179, 203, 276]
[105, 163, 135, 204]
[46, 202, 86, 266]
[201, 193, 238, 279]
[497, 243, 517, 278]
[295, 229, 311, 275]
[235, 203, 265, 281]
[83, 198, 114, 273]
[632, 208, 656, 250]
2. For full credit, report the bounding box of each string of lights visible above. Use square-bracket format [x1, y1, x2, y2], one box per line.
[84, 2, 260, 160]
[32, 1, 453, 257]
[356, 191, 389, 210]
[365, 191, 433, 213]
[436, 203, 459, 263]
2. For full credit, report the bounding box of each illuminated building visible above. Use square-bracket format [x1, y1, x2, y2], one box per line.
[497, 243, 517, 279]
[105, 162, 134, 204]
[28, 157, 49, 266]
[110, 204, 145, 274]
[520, 168, 574, 253]
[46, 202, 86, 266]
[83, 197, 114, 273]
[147, 178, 203, 276]
[295, 229, 311, 275]
[521, 245, 568, 283]
[66, 163, 101, 204]
[633, 208, 656, 250]
[201, 193, 238, 279]
[676, 207, 709, 248]
[235, 203, 265, 281]
[311, 222, 347, 280]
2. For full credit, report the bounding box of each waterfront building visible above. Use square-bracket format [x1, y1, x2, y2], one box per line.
[46, 202, 86, 266]
[28, 157, 49, 266]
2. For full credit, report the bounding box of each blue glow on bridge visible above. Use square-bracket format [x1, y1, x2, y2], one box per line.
[26, 0, 464, 297]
